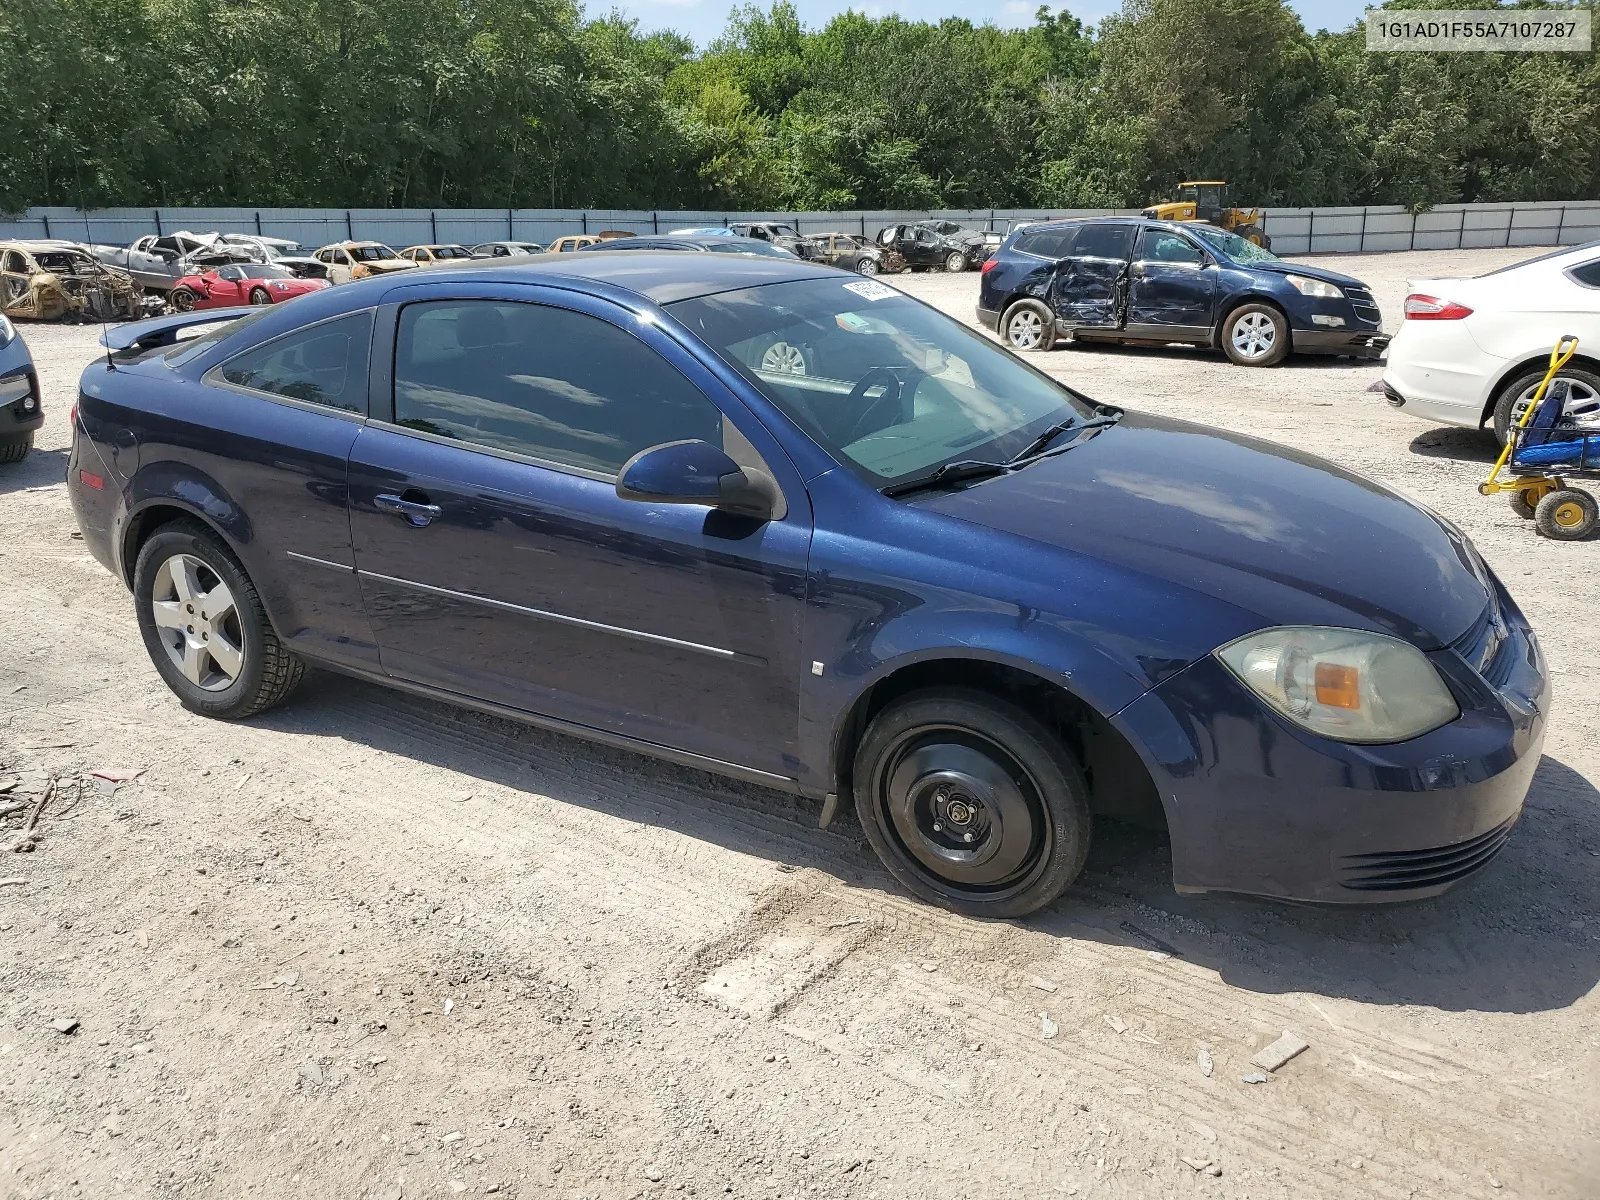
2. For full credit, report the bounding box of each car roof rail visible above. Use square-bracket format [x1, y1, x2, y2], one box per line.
[98, 307, 257, 352]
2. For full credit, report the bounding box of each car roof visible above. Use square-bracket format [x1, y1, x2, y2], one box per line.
[419, 249, 833, 304]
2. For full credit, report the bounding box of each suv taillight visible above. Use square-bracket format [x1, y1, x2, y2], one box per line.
[980, 259, 1000, 274]
[1403, 293, 1472, 320]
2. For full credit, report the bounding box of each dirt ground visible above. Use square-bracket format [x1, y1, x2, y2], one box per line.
[1, 247, 1596, 1200]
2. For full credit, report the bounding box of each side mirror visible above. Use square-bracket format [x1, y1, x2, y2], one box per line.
[616, 440, 781, 520]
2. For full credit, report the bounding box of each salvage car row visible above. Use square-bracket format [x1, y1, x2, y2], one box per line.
[0, 219, 1016, 327]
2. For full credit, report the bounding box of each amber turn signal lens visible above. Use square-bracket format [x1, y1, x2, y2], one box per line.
[1314, 662, 1361, 709]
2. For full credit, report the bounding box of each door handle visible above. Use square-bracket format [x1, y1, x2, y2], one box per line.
[375, 492, 442, 527]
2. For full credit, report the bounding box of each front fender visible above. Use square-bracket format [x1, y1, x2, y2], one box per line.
[801, 589, 1192, 797]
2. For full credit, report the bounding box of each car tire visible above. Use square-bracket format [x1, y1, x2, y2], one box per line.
[133, 522, 305, 719]
[1222, 302, 1289, 366]
[167, 287, 196, 313]
[1534, 488, 1598, 541]
[248, 287, 272, 305]
[856, 257, 880, 276]
[0, 433, 32, 465]
[1002, 300, 1056, 352]
[1490, 365, 1600, 446]
[944, 251, 968, 273]
[852, 688, 1092, 919]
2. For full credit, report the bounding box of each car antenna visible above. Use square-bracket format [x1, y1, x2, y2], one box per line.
[81, 202, 115, 372]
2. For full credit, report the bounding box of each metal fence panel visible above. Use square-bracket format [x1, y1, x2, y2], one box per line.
[5, 201, 1598, 256]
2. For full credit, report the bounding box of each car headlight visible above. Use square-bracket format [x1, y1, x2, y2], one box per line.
[1215, 626, 1459, 743]
[1284, 274, 1344, 300]
[0, 314, 13, 347]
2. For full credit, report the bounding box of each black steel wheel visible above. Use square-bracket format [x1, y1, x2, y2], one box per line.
[853, 689, 1091, 918]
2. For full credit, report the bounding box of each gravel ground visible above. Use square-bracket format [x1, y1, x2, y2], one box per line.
[1, 247, 1596, 1200]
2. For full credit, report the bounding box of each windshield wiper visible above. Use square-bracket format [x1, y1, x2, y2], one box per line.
[881, 459, 1010, 498]
[1006, 410, 1122, 464]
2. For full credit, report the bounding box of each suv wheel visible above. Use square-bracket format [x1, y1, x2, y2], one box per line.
[133, 522, 305, 719]
[855, 257, 880, 276]
[1002, 300, 1055, 352]
[944, 250, 968, 273]
[853, 689, 1091, 919]
[1222, 303, 1289, 366]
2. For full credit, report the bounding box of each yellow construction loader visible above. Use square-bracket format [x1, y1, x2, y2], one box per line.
[1141, 181, 1271, 248]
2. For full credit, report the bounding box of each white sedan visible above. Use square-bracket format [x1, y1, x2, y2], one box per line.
[1383, 242, 1600, 443]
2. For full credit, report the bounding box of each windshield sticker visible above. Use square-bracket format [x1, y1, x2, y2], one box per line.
[843, 279, 897, 302]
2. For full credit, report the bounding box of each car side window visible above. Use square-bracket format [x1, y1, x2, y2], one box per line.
[219, 311, 373, 414]
[1569, 258, 1600, 289]
[1072, 224, 1134, 261]
[1136, 229, 1206, 265]
[392, 300, 723, 477]
[1015, 228, 1075, 258]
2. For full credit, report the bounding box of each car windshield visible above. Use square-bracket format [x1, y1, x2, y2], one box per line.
[1190, 225, 1279, 264]
[670, 278, 1094, 487]
[240, 264, 295, 279]
[354, 245, 396, 261]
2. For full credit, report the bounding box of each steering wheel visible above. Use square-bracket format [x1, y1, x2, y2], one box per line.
[843, 367, 906, 445]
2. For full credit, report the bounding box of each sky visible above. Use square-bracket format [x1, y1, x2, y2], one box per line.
[612, 0, 1374, 46]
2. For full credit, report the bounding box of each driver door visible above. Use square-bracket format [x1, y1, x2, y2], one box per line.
[345, 286, 815, 780]
[208, 266, 248, 306]
[1124, 227, 1216, 341]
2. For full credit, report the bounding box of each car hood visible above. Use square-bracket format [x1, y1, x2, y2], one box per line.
[917, 413, 1489, 650]
[1244, 260, 1368, 289]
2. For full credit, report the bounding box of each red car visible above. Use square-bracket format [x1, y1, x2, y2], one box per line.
[167, 263, 330, 311]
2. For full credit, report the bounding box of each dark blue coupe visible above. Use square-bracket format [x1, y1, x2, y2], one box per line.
[978, 218, 1390, 365]
[68, 254, 1544, 916]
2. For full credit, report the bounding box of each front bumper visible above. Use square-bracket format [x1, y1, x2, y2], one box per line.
[0, 366, 43, 436]
[1293, 328, 1391, 359]
[1113, 587, 1548, 904]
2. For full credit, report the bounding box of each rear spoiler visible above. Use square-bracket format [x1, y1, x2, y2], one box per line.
[99, 307, 256, 353]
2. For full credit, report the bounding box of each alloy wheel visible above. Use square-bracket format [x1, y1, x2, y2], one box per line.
[149, 553, 245, 692]
[1510, 377, 1600, 430]
[1230, 311, 1277, 360]
[759, 341, 808, 376]
[1008, 310, 1046, 350]
[857, 257, 880, 276]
